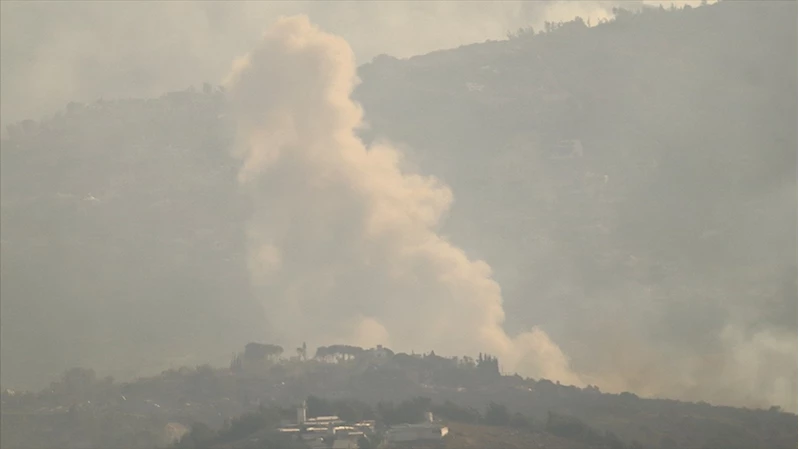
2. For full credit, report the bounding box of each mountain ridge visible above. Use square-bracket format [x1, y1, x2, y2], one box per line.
[1, 0, 796, 413]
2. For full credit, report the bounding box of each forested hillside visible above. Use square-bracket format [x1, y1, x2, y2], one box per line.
[352, 0, 797, 409]
[356, 3, 797, 319]
[1, 0, 795, 413]
[2, 346, 796, 449]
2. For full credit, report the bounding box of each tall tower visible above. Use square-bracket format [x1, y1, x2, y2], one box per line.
[297, 400, 307, 425]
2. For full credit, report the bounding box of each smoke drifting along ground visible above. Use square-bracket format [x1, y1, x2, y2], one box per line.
[225, 16, 581, 385]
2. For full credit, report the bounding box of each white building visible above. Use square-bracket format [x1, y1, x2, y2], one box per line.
[278, 401, 369, 449]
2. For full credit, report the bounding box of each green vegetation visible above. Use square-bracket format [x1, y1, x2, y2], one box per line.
[2, 344, 796, 448]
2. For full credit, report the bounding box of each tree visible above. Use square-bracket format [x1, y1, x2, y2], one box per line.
[230, 353, 243, 373]
[244, 342, 283, 361]
[484, 402, 510, 426]
[477, 353, 500, 375]
[315, 344, 364, 361]
[612, 7, 635, 20]
[294, 342, 308, 360]
[507, 26, 535, 40]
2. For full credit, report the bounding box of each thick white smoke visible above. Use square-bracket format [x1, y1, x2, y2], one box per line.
[224, 16, 582, 385]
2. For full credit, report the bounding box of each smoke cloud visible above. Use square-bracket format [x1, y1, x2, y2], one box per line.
[1, 1, 711, 128]
[224, 15, 582, 385]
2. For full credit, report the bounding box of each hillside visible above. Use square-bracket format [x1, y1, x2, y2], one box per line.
[2, 347, 796, 448]
[1, 0, 796, 414]
[353, 2, 797, 410]
[443, 422, 591, 449]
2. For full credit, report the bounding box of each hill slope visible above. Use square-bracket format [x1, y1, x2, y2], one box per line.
[350, 0, 798, 409]
[2, 351, 796, 448]
[1, 1, 796, 411]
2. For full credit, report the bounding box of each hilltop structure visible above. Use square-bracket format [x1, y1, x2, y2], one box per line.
[277, 401, 374, 449]
[275, 401, 448, 448]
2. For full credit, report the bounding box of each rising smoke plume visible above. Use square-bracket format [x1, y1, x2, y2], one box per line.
[1, 1, 712, 128]
[224, 15, 582, 385]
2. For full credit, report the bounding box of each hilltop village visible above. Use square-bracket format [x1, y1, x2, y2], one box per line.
[3, 342, 795, 449]
[268, 400, 447, 449]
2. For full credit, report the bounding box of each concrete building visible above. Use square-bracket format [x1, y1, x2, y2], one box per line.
[277, 401, 371, 449]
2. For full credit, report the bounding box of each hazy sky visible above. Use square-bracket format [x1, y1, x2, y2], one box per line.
[0, 1, 708, 127]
